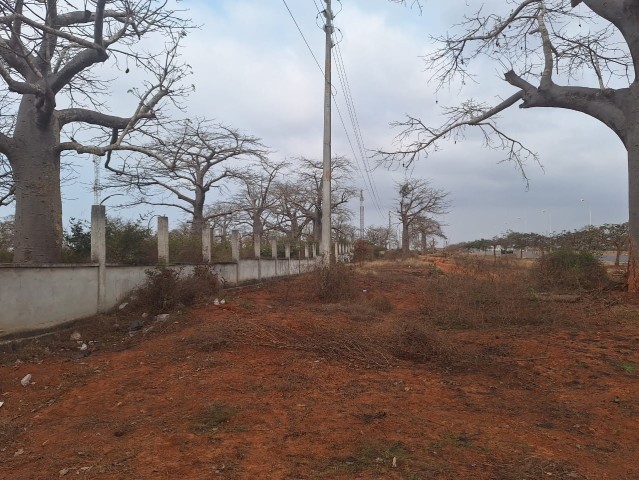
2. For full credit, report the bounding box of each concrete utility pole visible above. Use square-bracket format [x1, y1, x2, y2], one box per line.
[359, 190, 364, 239]
[388, 211, 392, 249]
[320, 0, 334, 261]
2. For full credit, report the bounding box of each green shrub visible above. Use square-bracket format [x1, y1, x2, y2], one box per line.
[533, 248, 608, 292]
[106, 217, 156, 264]
[0, 249, 12, 262]
[170, 232, 202, 264]
[62, 218, 91, 263]
[63, 217, 156, 264]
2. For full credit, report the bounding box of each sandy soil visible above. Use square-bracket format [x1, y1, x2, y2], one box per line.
[1, 258, 638, 479]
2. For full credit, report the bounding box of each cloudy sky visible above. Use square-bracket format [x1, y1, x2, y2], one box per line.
[2, 0, 629, 244]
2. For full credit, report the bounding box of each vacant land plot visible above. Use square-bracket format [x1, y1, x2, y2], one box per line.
[1, 257, 638, 479]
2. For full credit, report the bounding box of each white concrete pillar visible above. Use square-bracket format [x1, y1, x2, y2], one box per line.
[304, 243, 309, 259]
[157, 216, 169, 264]
[91, 205, 106, 313]
[271, 239, 277, 259]
[231, 230, 240, 262]
[91, 205, 106, 265]
[285, 243, 291, 259]
[312, 243, 317, 258]
[202, 227, 212, 263]
[335, 242, 339, 258]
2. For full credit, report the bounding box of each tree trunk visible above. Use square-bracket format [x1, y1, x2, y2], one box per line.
[253, 214, 263, 257]
[10, 97, 62, 263]
[191, 192, 206, 237]
[402, 222, 409, 255]
[313, 210, 321, 242]
[627, 135, 639, 292]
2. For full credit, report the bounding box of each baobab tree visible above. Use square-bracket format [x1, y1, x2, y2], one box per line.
[380, 0, 639, 289]
[269, 180, 313, 241]
[230, 158, 288, 247]
[410, 215, 446, 253]
[0, 158, 13, 207]
[106, 119, 268, 237]
[0, 0, 191, 262]
[295, 156, 357, 242]
[396, 179, 449, 255]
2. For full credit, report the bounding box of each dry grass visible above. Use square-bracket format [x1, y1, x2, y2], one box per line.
[421, 257, 574, 329]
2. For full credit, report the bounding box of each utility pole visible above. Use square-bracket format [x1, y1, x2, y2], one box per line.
[359, 190, 364, 239]
[320, 0, 334, 261]
[388, 211, 391, 250]
[93, 155, 101, 205]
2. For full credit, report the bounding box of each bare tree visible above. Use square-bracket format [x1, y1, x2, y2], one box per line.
[269, 180, 313, 241]
[107, 118, 268, 237]
[0, 156, 14, 206]
[332, 210, 356, 244]
[205, 202, 239, 243]
[378, 0, 639, 288]
[365, 225, 395, 250]
[600, 222, 629, 266]
[410, 215, 446, 253]
[0, 214, 14, 251]
[0, 0, 192, 262]
[396, 178, 450, 255]
[295, 156, 357, 242]
[230, 157, 288, 247]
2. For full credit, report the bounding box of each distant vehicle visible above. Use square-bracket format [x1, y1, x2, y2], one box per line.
[501, 247, 515, 255]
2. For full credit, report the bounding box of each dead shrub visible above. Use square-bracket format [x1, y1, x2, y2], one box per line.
[421, 263, 566, 329]
[182, 322, 233, 353]
[367, 294, 393, 313]
[533, 249, 608, 293]
[312, 262, 359, 303]
[131, 265, 222, 313]
[389, 316, 456, 364]
[352, 239, 375, 263]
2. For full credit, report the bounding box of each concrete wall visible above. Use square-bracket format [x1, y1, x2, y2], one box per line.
[0, 258, 321, 336]
[213, 263, 238, 285]
[261, 260, 276, 279]
[238, 259, 260, 283]
[277, 259, 290, 277]
[104, 266, 148, 308]
[0, 265, 99, 333]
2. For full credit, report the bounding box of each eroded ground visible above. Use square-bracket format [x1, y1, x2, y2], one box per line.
[1, 258, 638, 479]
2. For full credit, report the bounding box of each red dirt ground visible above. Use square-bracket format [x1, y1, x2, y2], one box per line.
[1, 258, 639, 479]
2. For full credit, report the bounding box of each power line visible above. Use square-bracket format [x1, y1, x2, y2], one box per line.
[333, 42, 384, 214]
[281, 0, 324, 76]
[285, 0, 385, 219]
[311, 0, 384, 216]
[333, 57, 381, 217]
